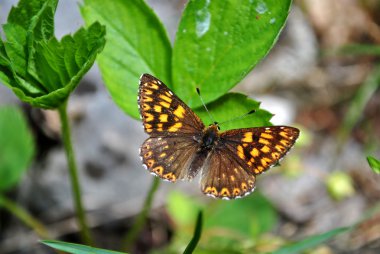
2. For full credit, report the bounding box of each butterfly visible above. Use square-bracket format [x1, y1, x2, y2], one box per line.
[138, 74, 299, 199]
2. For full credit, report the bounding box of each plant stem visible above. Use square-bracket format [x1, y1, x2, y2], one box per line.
[0, 194, 50, 239]
[184, 210, 203, 254]
[122, 177, 160, 251]
[58, 101, 93, 246]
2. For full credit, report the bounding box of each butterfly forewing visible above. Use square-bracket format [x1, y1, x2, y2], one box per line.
[138, 74, 204, 136]
[220, 126, 300, 175]
[138, 74, 205, 181]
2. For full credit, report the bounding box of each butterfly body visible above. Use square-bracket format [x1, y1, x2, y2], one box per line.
[138, 74, 299, 199]
[200, 124, 219, 150]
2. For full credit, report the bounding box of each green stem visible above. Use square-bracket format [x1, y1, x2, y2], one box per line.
[58, 101, 93, 246]
[184, 210, 203, 254]
[122, 177, 160, 251]
[0, 194, 50, 239]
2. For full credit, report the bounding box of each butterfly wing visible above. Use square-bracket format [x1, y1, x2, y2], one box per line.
[220, 126, 300, 175]
[138, 74, 206, 181]
[138, 74, 205, 136]
[200, 126, 299, 199]
[140, 136, 199, 181]
[200, 147, 256, 199]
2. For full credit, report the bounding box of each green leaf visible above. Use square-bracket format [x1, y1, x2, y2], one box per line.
[167, 191, 204, 227]
[194, 93, 273, 130]
[0, 0, 105, 109]
[173, 0, 292, 108]
[7, 0, 57, 41]
[204, 192, 277, 239]
[271, 227, 351, 254]
[367, 156, 380, 174]
[8, 22, 106, 108]
[41, 240, 128, 254]
[0, 106, 35, 192]
[6, 0, 58, 90]
[81, 0, 172, 119]
[184, 210, 203, 254]
[33, 22, 105, 92]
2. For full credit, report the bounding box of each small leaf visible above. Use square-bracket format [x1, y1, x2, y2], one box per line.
[0, 106, 35, 192]
[173, 0, 292, 107]
[194, 93, 273, 130]
[272, 227, 351, 254]
[81, 0, 171, 119]
[183, 210, 203, 254]
[41, 240, 128, 254]
[367, 156, 380, 174]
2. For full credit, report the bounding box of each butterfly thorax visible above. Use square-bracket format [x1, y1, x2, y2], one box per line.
[200, 124, 220, 150]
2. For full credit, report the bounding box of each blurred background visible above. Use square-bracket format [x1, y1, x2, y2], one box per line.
[0, 0, 379, 253]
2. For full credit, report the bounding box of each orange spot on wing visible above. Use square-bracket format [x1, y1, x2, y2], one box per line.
[250, 148, 260, 157]
[160, 101, 170, 108]
[261, 133, 273, 139]
[242, 132, 253, 142]
[260, 145, 270, 153]
[159, 114, 168, 122]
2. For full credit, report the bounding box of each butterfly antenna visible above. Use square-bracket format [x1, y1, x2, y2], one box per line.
[196, 87, 216, 124]
[218, 109, 256, 126]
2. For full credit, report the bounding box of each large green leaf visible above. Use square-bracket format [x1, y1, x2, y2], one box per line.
[194, 93, 273, 130]
[173, 0, 292, 108]
[41, 240, 127, 254]
[81, 0, 172, 119]
[0, 106, 35, 192]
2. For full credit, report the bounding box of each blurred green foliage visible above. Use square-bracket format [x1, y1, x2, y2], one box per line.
[367, 156, 380, 174]
[163, 191, 278, 253]
[0, 106, 35, 192]
[42, 240, 128, 254]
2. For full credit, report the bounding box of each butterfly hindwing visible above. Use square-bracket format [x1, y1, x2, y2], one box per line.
[138, 74, 205, 136]
[140, 136, 199, 181]
[220, 126, 300, 175]
[201, 148, 256, 199]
